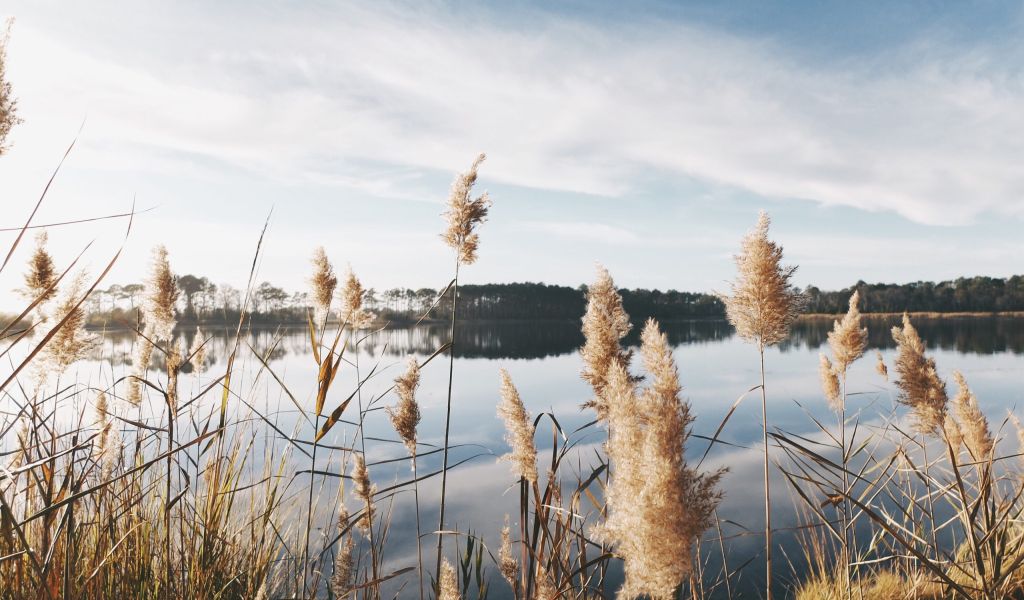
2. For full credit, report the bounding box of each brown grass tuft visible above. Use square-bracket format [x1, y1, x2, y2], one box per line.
[496, 369, 538, 484]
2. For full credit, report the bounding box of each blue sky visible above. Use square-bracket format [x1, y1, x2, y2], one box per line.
[1, 1, 1023, 308]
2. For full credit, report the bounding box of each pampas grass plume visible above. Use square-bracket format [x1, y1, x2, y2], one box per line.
[442, 153, 490, 266]
[310, 246, 337, 323]
[387, 357, 421, 457]
[722, 211, 805, 349]
[891, 314, 948, 435]
[143, 245, 178, 342]
[579, 265, 632, 418]
[819, 354, 842, 411]
[438, 559, 461, 600]
[828, 291, 868, 372]
[497, 369, 538, 484]
[951, 371, 992, 461]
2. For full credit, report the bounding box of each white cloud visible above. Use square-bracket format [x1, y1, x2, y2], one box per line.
[1, 2, 1022, 228]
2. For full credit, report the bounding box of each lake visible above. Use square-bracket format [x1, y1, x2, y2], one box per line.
[83, 316, 1024, 597]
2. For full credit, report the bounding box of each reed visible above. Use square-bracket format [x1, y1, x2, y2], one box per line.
[435, 153, 491, 588]
[721, 210, 805, 600]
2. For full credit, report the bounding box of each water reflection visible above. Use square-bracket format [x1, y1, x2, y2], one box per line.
[92, 316, 1024, 368]
[81, 316, 1024, 599]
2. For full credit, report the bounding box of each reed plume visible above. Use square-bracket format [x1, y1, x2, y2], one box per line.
[143, 245, 178, 342]
[442, 153, 491, 266]
[352, 454, 375, 536]
[94, 392, 117, 480]
[722, 211, 805, 349]
[875, 351, 888, 381]
[165, 346, 183, 412]
[309, 246, 337, 324]
[597, 319, 722, 600]
[22, 231, 57, 305]
[387, 357, 421, 456]
[891, 314, 948, 435]
[819, 354, 841, 411]
[46, 270, 94, 371]
[0, 19, 20, 154]
[580, 265, 632, 419]
[127, 337, 153, 406]
[827, 291, 868, 374]
[438, 558, 461, 600]
[496, 369, 538, 484]
[533, 565, 556, 600]
[951, 371, 992, 461]
[339, 267, 372, 328]
[330, 503, 354, 598]
[498, 515, 518, 587]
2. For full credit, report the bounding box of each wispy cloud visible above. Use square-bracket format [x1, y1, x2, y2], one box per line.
[3, 2, 1023, 226]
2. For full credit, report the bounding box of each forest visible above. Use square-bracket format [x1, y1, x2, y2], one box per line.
[77, 274, 1024, 328]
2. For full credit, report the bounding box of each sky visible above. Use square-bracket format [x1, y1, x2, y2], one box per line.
[1, 1, 1023, 309]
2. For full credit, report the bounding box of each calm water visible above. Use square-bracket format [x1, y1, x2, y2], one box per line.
[79, 317, 1024, 597]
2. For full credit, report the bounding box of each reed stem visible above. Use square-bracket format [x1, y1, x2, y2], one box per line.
[435, 260, 460, 584]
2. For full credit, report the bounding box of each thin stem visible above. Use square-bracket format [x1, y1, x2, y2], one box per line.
[435, 260, 460, 583]
[760, 346, 772, 600]
[840, 374, 853, 600]
[714, 509, 732, 600]
[412, 452, 424, 600]
[303, 412, 319, 596]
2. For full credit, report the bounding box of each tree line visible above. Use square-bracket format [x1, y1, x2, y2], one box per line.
[83, 274, 1024, 328]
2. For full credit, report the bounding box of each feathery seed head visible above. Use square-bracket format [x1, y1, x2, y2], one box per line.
[143, 245, 178, 342]
[339, 267, 373, 329]
[497, 369, 538, 483]
[828, 291, 868, 372]
[387, 357, 421, 456]
[875, 351, 888, 381]
[166, 346, 183, 412]
[94, 392, 118, 479]
[310, 246, 337, 323]
[0, 20, 21, 155]
[819, 354, 842, 412]
[951, 371, 993, 461]
[127, 337, 154, 406]
[722, 211, 806, 349]
[498, 515, 518, 587]
[439, 559, 461, 600]
[330, 503, 354, 598]
[580, 265, 632, 419]
[891, 314, 948, 435]
[596, 319, 723, 600]
[23, 231, 57, 304]
[46, 270, 94, 371]
[352, 454, 376, 536]
[442, 153, 491, 265]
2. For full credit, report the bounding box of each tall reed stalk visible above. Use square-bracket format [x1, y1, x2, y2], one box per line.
[435, 153, 490, 585]
[721, 211, 804, 600]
